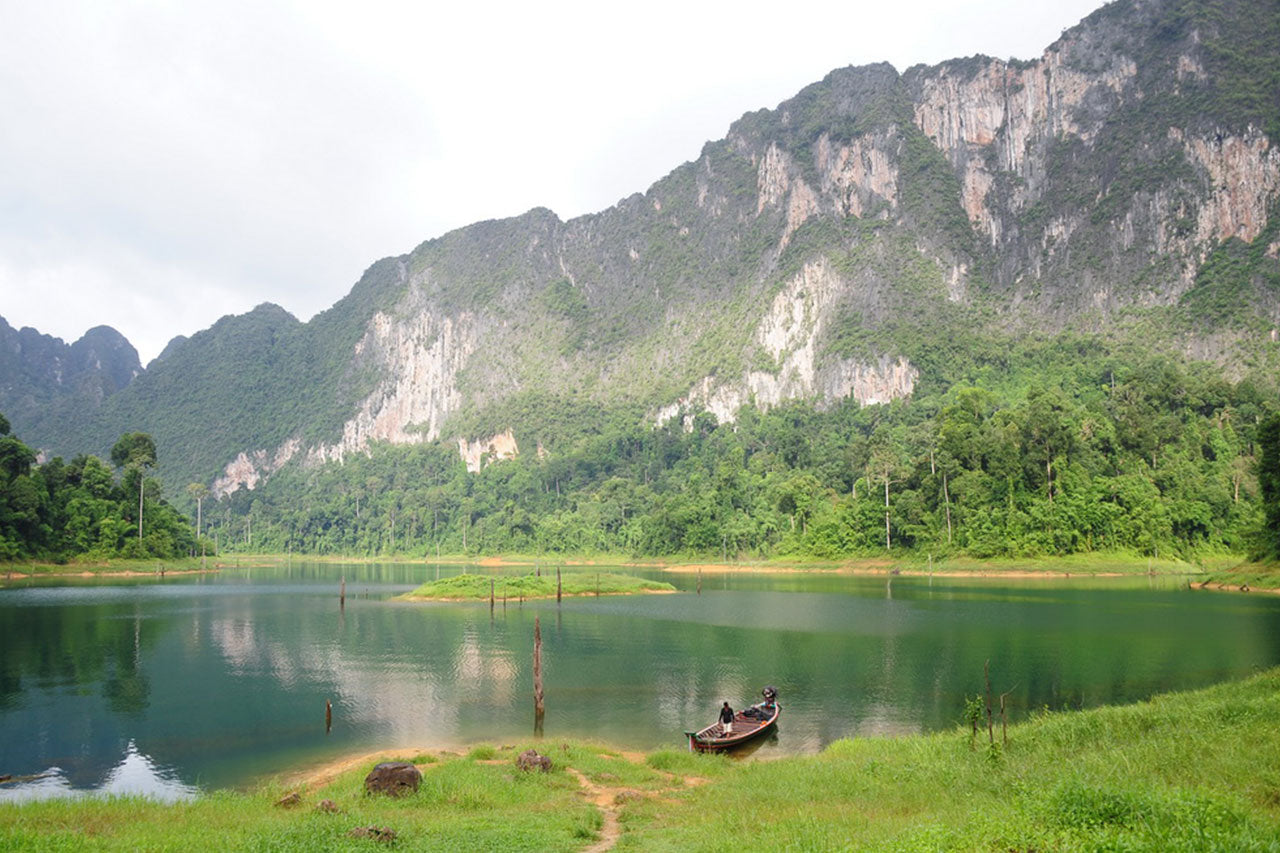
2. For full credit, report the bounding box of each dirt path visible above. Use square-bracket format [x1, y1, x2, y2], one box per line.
[290, 745, 704, 852]
[565, 754, 710, 852]
[567, 768, 624, 853]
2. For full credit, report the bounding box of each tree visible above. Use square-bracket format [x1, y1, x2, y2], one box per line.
[868, 429, 909, 550]
[1257, 413, 1280, 558]
[186, 483, 209, 560]
[111, 433, 157, 544]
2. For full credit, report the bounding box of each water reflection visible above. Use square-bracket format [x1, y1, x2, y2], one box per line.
[0, 741, 196, 803]
[1, 566, 1278, 796]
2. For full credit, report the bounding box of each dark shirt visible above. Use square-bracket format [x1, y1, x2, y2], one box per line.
[719, 706, 734, 724]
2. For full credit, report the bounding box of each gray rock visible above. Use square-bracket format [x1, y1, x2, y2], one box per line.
[516, 749, 552, 772]
[363, 761, 421, 796]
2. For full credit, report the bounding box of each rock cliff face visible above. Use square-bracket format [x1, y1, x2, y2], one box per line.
[17, 0, 1280, 496]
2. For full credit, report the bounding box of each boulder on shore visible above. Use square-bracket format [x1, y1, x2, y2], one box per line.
[516, 749, 552, 772]
[363, 761, 422, 796]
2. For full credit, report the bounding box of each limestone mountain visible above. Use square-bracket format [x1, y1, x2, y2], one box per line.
[11, 0, 1280, 498]
[0, 317, 140, 445]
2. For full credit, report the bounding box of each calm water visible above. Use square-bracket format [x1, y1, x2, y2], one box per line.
[2, 562, 1279, 801]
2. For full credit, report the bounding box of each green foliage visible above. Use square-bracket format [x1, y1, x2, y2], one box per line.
[1257, 413, 1280, 558]
[110, 432, 156, 470]
[962, 695, 985, 730]
[206, 340, 1273, 563]
[0, 419, 198, 562]
[1180, 213, 1280, 329]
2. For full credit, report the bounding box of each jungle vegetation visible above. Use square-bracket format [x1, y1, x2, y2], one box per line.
[0, 414, 200, 562]
[203, 343, 1277, 564]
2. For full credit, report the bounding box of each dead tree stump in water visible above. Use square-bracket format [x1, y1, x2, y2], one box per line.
[999, 687, 1016, 747]
[533, 616, 545, 730]
[984, 660, 994, 745]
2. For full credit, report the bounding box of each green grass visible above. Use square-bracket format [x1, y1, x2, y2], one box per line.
[1199, 560, 1280, 590]
[0, 750, 598, 852]
[916, 551, 1216, 576]
[618, 669, 1280, 850]
[3, 672, 1280, 850]
[400, 571, 675, 600]
[1, 556, 217, 577]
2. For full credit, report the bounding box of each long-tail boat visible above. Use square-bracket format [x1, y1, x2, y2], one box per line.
[685, 686, 780, 752]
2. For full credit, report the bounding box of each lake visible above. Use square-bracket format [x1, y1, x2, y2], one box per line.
[2, 562, 1278, 801]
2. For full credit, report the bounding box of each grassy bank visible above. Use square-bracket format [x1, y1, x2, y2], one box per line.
[0, 555, 221, 579]
[1198, 560, 1280, 592]
[892, 551, 1226, 576]
[622, 668, 1280, 850]
[4, 670, 1278, 850]
[400, 571, 676, 601]
[87, 548, 1240, 575]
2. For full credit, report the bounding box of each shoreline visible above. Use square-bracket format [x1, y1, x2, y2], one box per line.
[1, 566, 221, 580]
[398, 587, 678, 602]
[7, 551, 1274, 597]
[5, 670, 1278, 850]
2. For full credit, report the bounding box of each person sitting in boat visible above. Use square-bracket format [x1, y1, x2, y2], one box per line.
[719, 701, 734, 734]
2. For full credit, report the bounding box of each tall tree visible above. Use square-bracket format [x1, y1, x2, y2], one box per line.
[111, 433, 157, 544]
[1257, 413, 1280, 558]
[186, 483, 209, 559]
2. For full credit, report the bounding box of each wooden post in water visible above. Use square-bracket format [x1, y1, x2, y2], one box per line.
[533, 616, 545, 734]
[984, 660, 994, 745]
[326, 699, 332, 733]
[340, 577, 346, 610]
[595, 573, 600, 597]
[697, 567, 702, 595]
[999, 687, 1015, 747]
[556, 567, 562, 603]
[490, 578, 495, 612]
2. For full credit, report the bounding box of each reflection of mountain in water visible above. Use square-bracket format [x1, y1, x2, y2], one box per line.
[0, 741, 196, 803]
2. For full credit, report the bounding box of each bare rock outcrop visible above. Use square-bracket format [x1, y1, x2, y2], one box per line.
[363, 761, 422, 797]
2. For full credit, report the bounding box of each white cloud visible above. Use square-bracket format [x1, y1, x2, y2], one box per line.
[0, 0, 1104, 362]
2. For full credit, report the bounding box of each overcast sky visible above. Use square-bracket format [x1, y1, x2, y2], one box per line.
[1, 0, 1105, 363]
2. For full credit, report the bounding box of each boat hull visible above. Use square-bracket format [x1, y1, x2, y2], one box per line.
[685, 703, 781, 752]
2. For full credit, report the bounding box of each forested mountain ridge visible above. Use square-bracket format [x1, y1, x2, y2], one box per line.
[6, 0, 1280, 563]
[0, 317, 140, 441]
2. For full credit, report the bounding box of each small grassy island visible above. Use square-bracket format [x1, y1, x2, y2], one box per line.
[399, 571, 676, 601]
